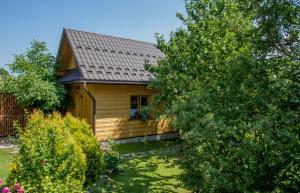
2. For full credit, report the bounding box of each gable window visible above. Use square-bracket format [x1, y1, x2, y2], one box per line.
[130, 96, 149, 119]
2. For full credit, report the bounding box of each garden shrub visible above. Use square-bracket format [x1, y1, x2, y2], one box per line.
[63, 114, 105, 184]
[103, 140, 121, 174]
[140, 106, 150, 121]
[9, 111, 86, 193]
[103, 152, 121, 173]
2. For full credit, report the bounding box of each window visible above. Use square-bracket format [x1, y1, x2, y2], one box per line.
[130, 96, 149, 119]
[130, 96, 139, 118]
[141, 96, 148, 107]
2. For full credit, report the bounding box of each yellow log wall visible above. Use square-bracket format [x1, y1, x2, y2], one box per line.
[87, 84, 174, 141]
[67, 85, 93, 126]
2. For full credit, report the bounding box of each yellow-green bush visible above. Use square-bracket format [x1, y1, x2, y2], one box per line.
[63, 114, 105, 184]
[9, 111, 86, 193]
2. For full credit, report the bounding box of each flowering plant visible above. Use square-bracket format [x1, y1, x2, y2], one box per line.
[0, 179, 24, 193]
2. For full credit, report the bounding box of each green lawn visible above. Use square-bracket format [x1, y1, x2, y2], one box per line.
[110, 154, 189, 193]
[0, 148, 15, 183]
[105, 140, 189, 193]
[115, 139, 181, 154]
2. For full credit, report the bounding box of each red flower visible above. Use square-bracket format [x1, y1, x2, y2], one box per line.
[13, 183, 21, 191]
[17, 187, 24, 193]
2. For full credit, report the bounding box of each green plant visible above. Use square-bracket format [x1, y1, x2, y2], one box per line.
[103, 152, 121, 174]
[63, 114, 105, 185]
[140, 106, 150, 121]
[103, 140, 121, 174]
[148, 0, 300, 192]
[0, 40, 66, 112]
[87, 175, 113, 193]
[0, 68, 9, 77]
[0, 180, 25, 193]
[9, 111, 86, 193]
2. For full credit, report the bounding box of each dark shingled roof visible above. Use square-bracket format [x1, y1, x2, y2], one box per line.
[58, 68, 81, 83]
[59, 28, 164, 84]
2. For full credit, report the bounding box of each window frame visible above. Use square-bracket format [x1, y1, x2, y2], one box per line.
[129, 95, 149, 120]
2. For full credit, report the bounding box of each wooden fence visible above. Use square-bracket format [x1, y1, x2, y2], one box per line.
[0, 94, 26, 136]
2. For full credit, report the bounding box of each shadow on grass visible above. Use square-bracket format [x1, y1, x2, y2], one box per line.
[110, 153, 189, 193]
[115, 139, 182, 155]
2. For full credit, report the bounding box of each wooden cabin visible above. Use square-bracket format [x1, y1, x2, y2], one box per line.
[56, 29, 174, 141]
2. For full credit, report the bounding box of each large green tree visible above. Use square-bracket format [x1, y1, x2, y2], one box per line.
[1, 40, 66, 111]
[149, 0, 300, 192]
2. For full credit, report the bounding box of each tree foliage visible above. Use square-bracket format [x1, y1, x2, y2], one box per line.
[0, 67, 9, 77]
[0, 40, 65, 111]
[149, 0, 300, 192]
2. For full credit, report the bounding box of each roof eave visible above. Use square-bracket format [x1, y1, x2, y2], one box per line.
[61, 79, 150, 85]
[63, 29, 85, 81]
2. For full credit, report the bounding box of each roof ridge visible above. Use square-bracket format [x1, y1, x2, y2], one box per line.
[64, 28, 158, 46]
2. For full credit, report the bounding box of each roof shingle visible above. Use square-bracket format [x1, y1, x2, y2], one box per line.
[61, 28, 164, 84]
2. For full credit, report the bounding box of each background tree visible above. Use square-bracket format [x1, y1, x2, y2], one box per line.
[149, 0, 300, 192]
[0, 67, 9, 77]
[1, 40, 66, 111]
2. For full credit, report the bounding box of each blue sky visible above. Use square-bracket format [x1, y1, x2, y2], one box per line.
[0, 0, 185, 70]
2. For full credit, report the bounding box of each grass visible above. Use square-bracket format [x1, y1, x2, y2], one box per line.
[0, 140, 188, 192]
[104, 140, 189, 193]
[115, 139, 181, 154]
[0, 148, 15, 183]
[110, 154, 189, 193]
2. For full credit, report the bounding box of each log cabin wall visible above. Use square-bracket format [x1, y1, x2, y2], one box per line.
[67, 85, 93, 127]
[86, 84, 174, 141]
